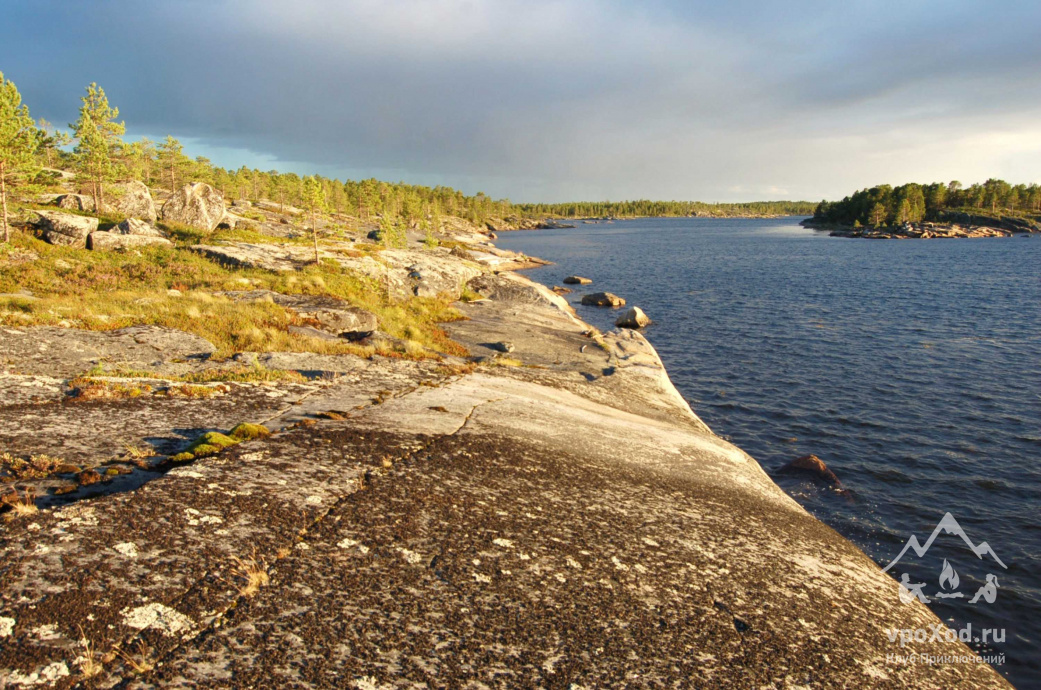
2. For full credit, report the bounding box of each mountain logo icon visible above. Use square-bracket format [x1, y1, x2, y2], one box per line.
[884, 512, 1007, 606]
[882, 512, 1007, 573]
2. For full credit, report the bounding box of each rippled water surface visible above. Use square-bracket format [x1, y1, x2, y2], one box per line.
[497, 218, 1041, 687]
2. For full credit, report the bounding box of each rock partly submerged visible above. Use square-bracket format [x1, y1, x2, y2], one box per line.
[616, 305, 652, 328]
[0, 247, 1010, 688]
[581, 291, 626, 307]
[779, 453, 842, 485]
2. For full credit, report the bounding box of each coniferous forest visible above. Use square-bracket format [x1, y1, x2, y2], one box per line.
[2, 76, 817, 235]
[810, 180, 1041, 228]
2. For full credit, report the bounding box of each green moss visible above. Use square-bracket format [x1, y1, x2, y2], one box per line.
[170, 452, 194, 463]
[190, 432, 238, 451]
[229, 423, 271, 441]
[187, 443, 220, 458]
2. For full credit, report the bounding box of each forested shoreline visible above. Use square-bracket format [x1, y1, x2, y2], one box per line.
[517, 199, 815, 219]
[810, 180, 1041, 228]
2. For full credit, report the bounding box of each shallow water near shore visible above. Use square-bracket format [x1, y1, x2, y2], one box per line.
[498, 217, 1040, 687]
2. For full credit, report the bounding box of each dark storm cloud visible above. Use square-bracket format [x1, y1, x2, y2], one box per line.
[3, 0, 1040, 201]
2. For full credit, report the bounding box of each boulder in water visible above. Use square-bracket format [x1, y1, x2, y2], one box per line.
[616, 306, 651, 329]
[779, 455, 841, 485]
[581, 292, 626, 307]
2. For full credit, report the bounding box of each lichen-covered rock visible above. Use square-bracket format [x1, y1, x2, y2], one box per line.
[88, 232, 173, 251]
[197, 243, 481, 301]
[162, 182, 226, 231]
[106, 180, 157, 223]
[221, 290, 378, 338]
[0, 325, 216, 378]
[616, 306, 651, 328]
[216, 212, 253, 230]
[109, 217, 165, 237]
[34, 210, 98, 247]
[54, 193, 94, 212]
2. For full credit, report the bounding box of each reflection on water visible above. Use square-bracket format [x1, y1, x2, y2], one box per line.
[498, 217, 1041, 688]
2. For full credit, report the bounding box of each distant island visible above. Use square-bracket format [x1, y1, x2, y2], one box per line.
[803, 180, 1040, 239]
[515, 199, 816, 220]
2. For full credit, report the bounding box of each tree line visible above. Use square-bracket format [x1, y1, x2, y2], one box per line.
[0, 74, 518, 242]
[517, 199, 816, 219]
[811, 180, 1041, 228]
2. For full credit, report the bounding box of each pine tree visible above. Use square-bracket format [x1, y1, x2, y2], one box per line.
[70, 83, 125, 215]
[35, 118, 69, 168]
[302, 176, 326, 263]
[426, 202, 442, 248]
[0, 72, 43, 242]
[157, 136, 186, 193]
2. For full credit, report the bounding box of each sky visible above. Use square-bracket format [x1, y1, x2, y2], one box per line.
[3, 0, 1041, 203]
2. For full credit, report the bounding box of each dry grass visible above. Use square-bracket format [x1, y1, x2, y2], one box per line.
[100, 366, 308, 385]
[487, 356, 524, 367]
[161, 383, 227, 399]
[232, 553, 271, 598]
[435, 361, 477, 377]
[113, 643, 155, 676]
[77, 628, 104, 679]
[122, 443, 156, 460]
[67, 377, 152, 401]
[3, 488, 39, 520]
[0, 232, 466, 359]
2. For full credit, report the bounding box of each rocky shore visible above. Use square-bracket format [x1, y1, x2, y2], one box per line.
[0, 189, 1012, 686]
[802, 212, 1039, 239]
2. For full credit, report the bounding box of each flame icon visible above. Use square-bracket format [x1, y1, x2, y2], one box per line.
[939, 559, 960, 591]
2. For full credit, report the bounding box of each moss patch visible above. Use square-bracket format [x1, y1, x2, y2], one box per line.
[170, 422, 272, 463]
[229, 423, 271, 441]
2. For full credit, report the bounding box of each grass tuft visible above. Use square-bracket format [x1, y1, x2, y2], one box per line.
[3, 488, 39, 520]
[232, 552, 271, 598]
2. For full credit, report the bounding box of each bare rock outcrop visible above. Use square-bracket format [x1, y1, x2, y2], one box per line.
[0, 266, 1012, 688]
[88, 218, 172, 250]
[222, 290, 379, 339]
[88, 232, 173, 251]
[54, 194, 94, 212]
[109, 217, 165, 237]
[161, 182, 226, 231]
[106, 180, 157, 223]
[34, 210, 98, 247]
[0, 325, 215, 378]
